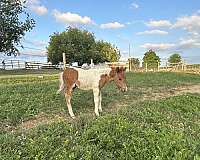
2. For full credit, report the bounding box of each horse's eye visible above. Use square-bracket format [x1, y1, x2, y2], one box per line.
[119, 78, 122, 81]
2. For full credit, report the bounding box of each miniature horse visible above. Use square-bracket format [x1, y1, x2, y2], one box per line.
[57, 66, 127, 119]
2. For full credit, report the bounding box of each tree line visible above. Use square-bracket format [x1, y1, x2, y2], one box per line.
[47, 28, 182, 67]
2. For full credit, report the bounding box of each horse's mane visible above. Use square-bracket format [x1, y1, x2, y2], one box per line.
[70, 63, 110, 70]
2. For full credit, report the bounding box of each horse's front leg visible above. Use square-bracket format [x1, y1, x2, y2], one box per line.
[99, 91, 102, 112]
[93, 88, 100, 116]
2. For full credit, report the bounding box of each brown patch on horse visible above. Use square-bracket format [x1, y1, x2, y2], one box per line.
[63, 68, 79, 92]
[99, 74, 109, 89]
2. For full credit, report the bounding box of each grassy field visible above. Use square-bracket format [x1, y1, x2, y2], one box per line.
[1, 71, 200, 159]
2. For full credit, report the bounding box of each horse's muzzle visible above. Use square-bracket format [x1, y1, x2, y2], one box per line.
[121, 86, 128, 92]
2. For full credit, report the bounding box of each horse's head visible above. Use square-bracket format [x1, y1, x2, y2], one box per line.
[110, 66, 127, 92]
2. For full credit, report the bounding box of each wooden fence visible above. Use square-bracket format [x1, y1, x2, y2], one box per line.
[0, 60, 63, 70]
[1, 59, 200, 75]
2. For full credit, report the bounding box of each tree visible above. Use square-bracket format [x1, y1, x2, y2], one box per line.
[96, 40, 120, 62]
[47, 28, 120, 65]
[168, 53, 182, 65]
[129, 58, 140, 69]
[142, 49, 160, 68]
[47, 27, 97, 65]
[0, 0, 35, 56]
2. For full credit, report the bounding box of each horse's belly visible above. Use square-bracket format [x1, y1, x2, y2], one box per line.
[78, 78, 98, 90]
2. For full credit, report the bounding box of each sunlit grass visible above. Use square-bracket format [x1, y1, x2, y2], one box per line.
[1, 72, 200, 159]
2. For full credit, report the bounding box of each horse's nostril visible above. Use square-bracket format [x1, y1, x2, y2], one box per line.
[121, 88, 126, 92]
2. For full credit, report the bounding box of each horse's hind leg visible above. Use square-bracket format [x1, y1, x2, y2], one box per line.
[57, 72, 64, 94]
[65, 88, 75, 119]
[93, 88, 100, 116]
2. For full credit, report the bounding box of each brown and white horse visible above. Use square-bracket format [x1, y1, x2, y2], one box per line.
[57, 66, 127, 119]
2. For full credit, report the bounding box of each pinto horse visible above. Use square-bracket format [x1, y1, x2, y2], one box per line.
[57, 66, 127, 119]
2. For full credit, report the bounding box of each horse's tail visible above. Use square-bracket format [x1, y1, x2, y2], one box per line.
[57, 72, 65, 94]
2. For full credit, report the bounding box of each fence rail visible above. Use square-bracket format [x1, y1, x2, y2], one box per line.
[0, 60, 63, 70]
[1, 59, 200, 75]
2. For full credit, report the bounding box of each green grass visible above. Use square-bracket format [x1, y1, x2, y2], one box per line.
[1, 72, 200, 159]
[0, 69, 60, 76]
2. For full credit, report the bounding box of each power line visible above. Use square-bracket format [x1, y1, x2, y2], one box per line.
[22, 46, 46, 51]
[19, 53, 47, 57]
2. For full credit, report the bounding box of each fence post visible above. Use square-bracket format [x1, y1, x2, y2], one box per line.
[18, 60, 20, 69]
[184, 61, 187, 71]
[90, 59, 94, 68]
[62, 53, 66, 69]
[11, 60, 13, 69]
[157, 60, 160, 72]
[181, 62, 184, 71]
[2, 60, 5, 70]
[145, 63, 148, 72]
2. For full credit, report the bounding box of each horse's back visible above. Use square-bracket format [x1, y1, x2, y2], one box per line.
[74, 67, 111, 90]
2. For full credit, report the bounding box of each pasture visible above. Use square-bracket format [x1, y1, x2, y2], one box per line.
[1, 70, 200, 159]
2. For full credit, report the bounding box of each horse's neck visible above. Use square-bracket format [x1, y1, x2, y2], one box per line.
[99, 74, 109, 89]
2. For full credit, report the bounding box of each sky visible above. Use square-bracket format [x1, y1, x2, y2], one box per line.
[2, 0, 200, 64]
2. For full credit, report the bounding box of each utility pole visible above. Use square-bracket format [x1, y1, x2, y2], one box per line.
[128, 44, 132, 71]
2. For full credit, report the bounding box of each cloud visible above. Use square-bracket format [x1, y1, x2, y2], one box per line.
[178, 38, 200, 49]
[146, 20, 172, 27]
[100, 22, 125, 29]
[30, 5, 48, 15]
[23, 39, 47, 47]
[131, 3, 139, 9]
[172, 15, 200, 36]
[20, 49, 47, 56]
[133, 12, 200, 52]
[126, 22, 131, 25]
[136, 30, 168, 35]
[140, 37, 200, 51]
[26, 0, 48, 15]
[52, 9, 93, 25]
[140, 43, 176, 51]
[26, 0, 40, 5]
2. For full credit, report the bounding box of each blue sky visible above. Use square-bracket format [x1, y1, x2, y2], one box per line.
[6, 0, 200, 64]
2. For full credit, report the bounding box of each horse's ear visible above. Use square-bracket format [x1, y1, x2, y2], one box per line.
[109, 66, 116, 77]
[116, 67, 120, 73]
[111, 66, 115, 70]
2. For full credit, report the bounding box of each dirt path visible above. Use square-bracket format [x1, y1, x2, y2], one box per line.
[104, 84, 200, 113]
[149, 84, 200, 100]
[178, 84, 200, 94]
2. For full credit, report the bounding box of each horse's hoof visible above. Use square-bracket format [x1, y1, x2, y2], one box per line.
[56, 90, 60, 94]
[71, 116, 76, 119]
[95, 112, 100, 117]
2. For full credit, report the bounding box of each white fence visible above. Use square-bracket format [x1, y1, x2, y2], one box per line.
[0, 59, 63, 70]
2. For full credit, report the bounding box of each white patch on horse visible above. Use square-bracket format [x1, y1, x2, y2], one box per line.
[74, 67, 111, 90]
[57, 72, 64, 94]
